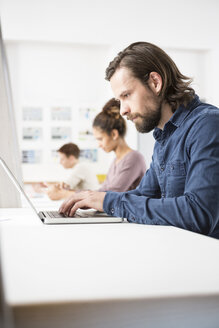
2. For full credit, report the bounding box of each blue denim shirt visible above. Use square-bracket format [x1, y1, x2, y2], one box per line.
[103, 95, 219, 238]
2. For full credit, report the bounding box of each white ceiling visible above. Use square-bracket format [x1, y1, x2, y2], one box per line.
[1, 0, 219, 49]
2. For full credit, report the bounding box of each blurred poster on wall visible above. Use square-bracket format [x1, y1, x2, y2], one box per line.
[51, 127, 72, 140]
[78, 107, 97, 141]
[22, 150, 42, 164]
[22, 127, 42, 140]
[80, 149, 98, 162]
[22, 106, 43, 121]
[51, 106, 72, 120]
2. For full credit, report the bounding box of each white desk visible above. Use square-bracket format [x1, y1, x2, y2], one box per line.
[1, 208, 219, 328]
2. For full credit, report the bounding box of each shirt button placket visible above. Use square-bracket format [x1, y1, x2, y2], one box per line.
[160, 163, 165, 198]
[160, 164, 165, 173]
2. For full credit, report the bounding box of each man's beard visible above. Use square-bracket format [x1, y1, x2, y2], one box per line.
[127, 104, 162, 133]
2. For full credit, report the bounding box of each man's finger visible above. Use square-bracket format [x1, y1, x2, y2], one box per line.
[59, 191, 88, 213]
[69, 200, 88, 217]
[59, 197, 74, 213]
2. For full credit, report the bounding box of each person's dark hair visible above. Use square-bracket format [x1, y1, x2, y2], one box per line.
[105, 42, 195, 111]
[93, 98, 126, 137]
[58, 143, 80, 158]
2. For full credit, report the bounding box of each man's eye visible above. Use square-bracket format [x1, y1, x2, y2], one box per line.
[124, 93, 130, 98]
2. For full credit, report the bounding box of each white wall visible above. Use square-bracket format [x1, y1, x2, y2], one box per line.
[1, 0, 219, 179]
[6, 42, 115, 180]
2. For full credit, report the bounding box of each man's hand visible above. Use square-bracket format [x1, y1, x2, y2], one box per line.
[59, 191, 106, 216]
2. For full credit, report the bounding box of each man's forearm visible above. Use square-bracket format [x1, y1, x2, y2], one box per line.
[103, 191, 218, 236]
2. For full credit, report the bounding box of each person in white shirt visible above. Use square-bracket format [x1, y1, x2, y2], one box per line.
[46, 143, 99, 200]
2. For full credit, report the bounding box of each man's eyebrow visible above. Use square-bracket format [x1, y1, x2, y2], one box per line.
[119, 90, 131, 98]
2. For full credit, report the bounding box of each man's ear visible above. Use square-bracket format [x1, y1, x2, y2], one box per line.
[111, 129, 119, 140]
[69, 154, 76, 162]
[148, 72, 162, 95]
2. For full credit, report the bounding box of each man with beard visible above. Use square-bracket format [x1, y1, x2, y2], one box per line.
[59, 42, 219, 239]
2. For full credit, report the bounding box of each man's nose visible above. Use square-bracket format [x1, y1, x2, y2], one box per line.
[120, 101, 130, 116]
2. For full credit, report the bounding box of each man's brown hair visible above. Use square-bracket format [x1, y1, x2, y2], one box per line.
[105, 42, 195, 111]
[58, 143, 80, 158]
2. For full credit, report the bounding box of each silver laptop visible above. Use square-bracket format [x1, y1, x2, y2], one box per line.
[0, 157, 124, 224]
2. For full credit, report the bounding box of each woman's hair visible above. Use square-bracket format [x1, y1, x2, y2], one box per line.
[93, 98, 126, 137]
[57, 143, 80, 158]
[105, 42, 195, 111]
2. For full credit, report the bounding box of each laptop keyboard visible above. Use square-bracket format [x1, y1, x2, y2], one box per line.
[47, 211, 67, 218]
[40, 210, 109, 219]
[42, 211, 82, 218]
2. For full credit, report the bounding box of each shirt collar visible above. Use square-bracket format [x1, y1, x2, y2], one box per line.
[153, 94, 201, 142]
[169, 94, 200, 128]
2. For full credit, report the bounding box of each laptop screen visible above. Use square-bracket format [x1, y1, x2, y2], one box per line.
[0, 157, 38, 215]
